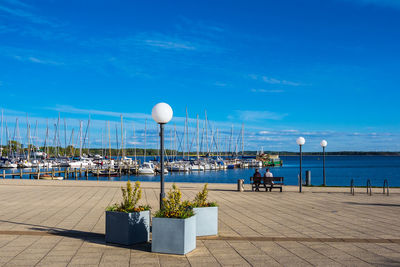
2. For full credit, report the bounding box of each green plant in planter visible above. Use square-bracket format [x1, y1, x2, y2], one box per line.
[191, 183, 217, 208]
[106, 181, 150, 212]
[155, 184, 194, 219]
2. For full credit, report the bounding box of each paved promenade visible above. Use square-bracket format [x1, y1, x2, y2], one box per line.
[0, 179, 399, 266]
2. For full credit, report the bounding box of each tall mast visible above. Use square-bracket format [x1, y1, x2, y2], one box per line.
[186, 107, 189, 160]
[174, 124, 177, 159]
[64, 118, 67, 157]
[26, 114, 30, 161]
[144, 119, 147, 162]
[45, 119, 49, 157]
[33, 120, 38, 158]
[115, 124, 119, 159]
[133, 122, 136, 163]
[196, 114, 199, 159]
[120, 115, 124, 158]
[205, 110, 208, 154]
[241, 124, 244, 157]
[87, 115, 90, 156]
[108, 121, 111, 159]
[6, 121, 10, 157]
[79, 120, 82, 158]
[216, 129, 219, 157]
[101, 129, 104, 158]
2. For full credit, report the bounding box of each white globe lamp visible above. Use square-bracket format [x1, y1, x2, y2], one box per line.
[152, 103, 173, 124]
[296, 137, 305, 146]
[320, 140, 327, 147]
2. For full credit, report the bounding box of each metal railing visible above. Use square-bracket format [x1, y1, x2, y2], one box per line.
[383, 179, 389, 196]
[366, 179, 372, 196]
[350, 179, 355, 195]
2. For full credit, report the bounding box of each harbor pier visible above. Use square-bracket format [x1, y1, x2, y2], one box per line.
[0, 180, 399, 266]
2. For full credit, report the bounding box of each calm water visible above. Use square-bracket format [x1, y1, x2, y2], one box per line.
[5, 155, 400, 187]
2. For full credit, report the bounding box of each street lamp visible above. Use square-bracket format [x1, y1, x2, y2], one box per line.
[152, 102, 173, 209]
[296, 137, 305, 193]
[320, 140, 327, 186]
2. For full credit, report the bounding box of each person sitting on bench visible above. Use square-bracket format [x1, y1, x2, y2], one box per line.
[252, 169, 262, 191]
[264, 168, 274, 185]
[253, 168, 261, 178]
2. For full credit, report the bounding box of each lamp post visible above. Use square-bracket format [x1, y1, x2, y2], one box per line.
[320, 140, 327, 186]
[152, 103, 173, 209]
[296, 137, 305, 193]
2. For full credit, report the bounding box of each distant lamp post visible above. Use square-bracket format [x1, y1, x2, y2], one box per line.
[152, 103, 173, 209]
[296, 137, 306, 193]
[320, 140, 328, 186]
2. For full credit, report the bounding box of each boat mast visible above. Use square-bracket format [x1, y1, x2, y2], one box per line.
[133, 122, 137, 163]
[196, 114, 199, 159]
[87, 115, 90, 156]
[107, 121, 111, 159]
[45, 119, 49, 157]
[120, 115, 124, 158]
[79, 120, 82, 158]
[185, 107, 189, 160]
[115, 124, 119, 160]
[241, 123, 244, 157]
[144, 119, 147, 163]
[26, 114, 30, 161]
[64, 118, 67, 157]
[205, 110, 208, 155]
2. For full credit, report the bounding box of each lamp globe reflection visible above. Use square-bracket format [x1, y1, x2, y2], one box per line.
[152, 103, 173, 124]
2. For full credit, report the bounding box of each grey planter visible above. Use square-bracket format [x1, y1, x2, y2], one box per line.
[193, 206, 218, 236]
[151, 215, 196, 255]
[105, 210, 150, 245]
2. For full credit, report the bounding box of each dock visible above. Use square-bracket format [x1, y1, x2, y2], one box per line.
[0, 180, 399, 266]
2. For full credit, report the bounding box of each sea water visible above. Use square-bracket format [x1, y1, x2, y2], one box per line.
[4, 155, 400, 187]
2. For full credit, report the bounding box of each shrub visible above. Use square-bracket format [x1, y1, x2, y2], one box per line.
[191, 183, 217, 208]
[155, 184, 194, 219]
[106, 181, 150, 213]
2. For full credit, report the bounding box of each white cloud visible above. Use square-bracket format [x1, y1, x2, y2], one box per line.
[235, 110, 288, 121]
[251, 88, 284, 93]
[249, 74, 300, 87]
[13, 55, 63, 65]
[47, 105, 152, 120]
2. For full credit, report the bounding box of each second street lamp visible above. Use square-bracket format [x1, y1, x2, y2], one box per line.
[320, 140, 328, 186]
[296, 137, 305, 193]
[152, 102, 173, 209]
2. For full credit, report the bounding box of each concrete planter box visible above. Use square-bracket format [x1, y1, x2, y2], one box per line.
[151, 216, 196, 255]
[193, 206, 218, 236]
[105, 210, 150, 245]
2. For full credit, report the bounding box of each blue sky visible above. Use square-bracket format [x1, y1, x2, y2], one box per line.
[0, 0, 399, 152]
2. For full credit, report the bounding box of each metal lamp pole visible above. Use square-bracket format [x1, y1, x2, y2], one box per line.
[152, 102, 173, 210]
[296, 137, 305, 193]
[299, 144, 302, 193]
[322, 146, 326, 186]
[320, 140, 327, 186]
[159, 123, 165, 209]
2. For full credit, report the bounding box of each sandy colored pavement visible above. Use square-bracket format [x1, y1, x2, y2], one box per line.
[0, 179, 399, 266]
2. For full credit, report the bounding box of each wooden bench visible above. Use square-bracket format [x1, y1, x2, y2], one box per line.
[250, 176, 284, 192]
[264, 177, 284, 192]
[250, 176, 264, 191]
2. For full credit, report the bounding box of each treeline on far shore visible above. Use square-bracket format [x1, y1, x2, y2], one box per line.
[1, 141, 399, 157]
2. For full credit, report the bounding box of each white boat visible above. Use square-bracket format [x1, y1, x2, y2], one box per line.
[190, 164, 204, 171]
[0, 161, 18, 168]
[138, 162, 155, 175]
[69, 158, 94, 168]
[18, 160, 32, 168]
